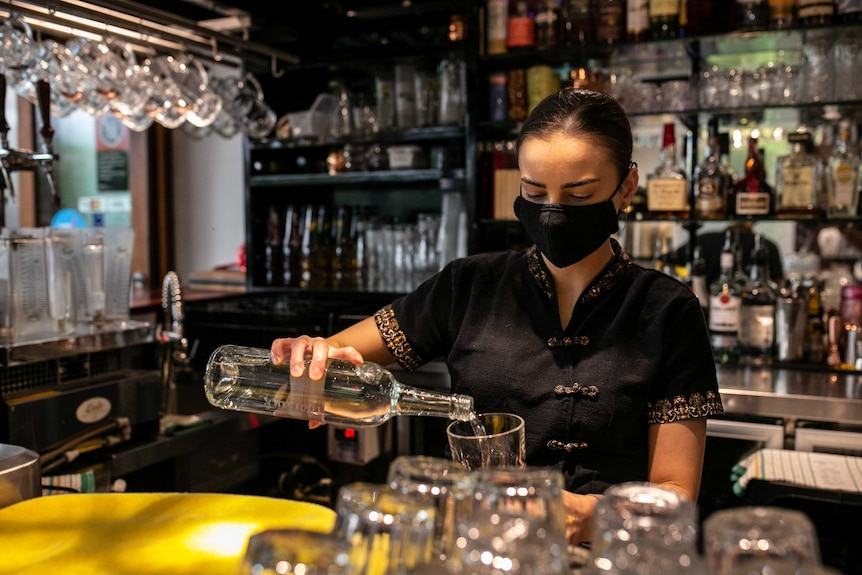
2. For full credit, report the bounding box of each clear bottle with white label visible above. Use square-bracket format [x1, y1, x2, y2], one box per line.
[776, 131, 823, 219]
[709, 231, 743, 364]
[826, 121, 861, 218]
[205, 345, 475, 427]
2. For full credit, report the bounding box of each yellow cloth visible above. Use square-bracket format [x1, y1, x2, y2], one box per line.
[0, 492, 336, 575]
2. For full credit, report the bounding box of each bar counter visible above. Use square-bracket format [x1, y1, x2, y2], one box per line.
[717, 363, 862, 426]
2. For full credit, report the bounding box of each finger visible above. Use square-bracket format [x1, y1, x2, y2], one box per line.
[288, 336, 315, 377]
[270, 338, 292, 365]
[309, 340, 330, 380]
[308, 421, 325, 430]
[331, 345, 364, 365]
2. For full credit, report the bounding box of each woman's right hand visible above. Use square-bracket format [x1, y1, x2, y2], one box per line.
[270, 335, 364, 381]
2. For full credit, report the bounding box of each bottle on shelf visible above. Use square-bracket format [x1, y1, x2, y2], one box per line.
[595, 0, 626, 44]
[689, 243, 710, 318]
[709, 230, 744, 364]
[718, 132, 738, 194]
[535, 0, 563, 49]
[738, 233, 777, 365]
[797, 0, 835, 25]
[646, 122, 690, 218]
[299, 204, 317, 289]
[486, 0, 510, 54]
[648, 0, 681, 39]
[563, 0, 596, 45]
[728, 134, 774, 218]
[776, 131, 823, 219]
[264, 206, 284, 287]
[837, 0, 862, 22]
[825, 120, 861, 218]
[627, 0, 650, 41]
[684, 0, 735, 36]
[767, 0, 795, 28]
[204, 345, 476, 427]
[507, 0, 536, 51]
[693, 120, 729, 219]
[735, 0, 769, 30]
[507, 69, 528, 121]
[283, 205, 302, 288]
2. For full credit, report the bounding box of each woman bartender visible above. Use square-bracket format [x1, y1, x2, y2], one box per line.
[270, 88, 724, 544]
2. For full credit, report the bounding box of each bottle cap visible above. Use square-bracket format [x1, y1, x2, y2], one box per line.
[662, 123, 675, 147]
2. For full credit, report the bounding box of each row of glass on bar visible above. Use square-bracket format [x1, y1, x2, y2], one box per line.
[485, 0, 862, 55]
[0, 226, 135, 344]
[263, 205, 442, 293]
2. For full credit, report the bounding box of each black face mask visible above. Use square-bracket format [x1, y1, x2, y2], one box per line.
[513, 176, 625, 268]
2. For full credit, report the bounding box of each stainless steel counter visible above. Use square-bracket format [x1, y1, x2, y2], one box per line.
[717, 364, 862, 425]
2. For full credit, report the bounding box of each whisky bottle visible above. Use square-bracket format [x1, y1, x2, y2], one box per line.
[535, 0, 563, 49]
[837, 0, 862, 22]
[264, 206, 284, 287]
[738, 234, 777, 365]
[282, 204, 302, 287]
[648, 0, 681, 39]
[776, 131, 823, 219]
[595, 0, 626, 44]
[825, 120, 861, 218]
[690, 243, 710, 318]
[205, 345, 476, 427]
[507, 0, 536, 51]
[487, 0, 509, 54]
[647, 122, 689, 218]
[627, 0, 650, 41]
[797, 0, 835, 24]
[728, 135, 774, 218]
[693, 122, 728, 219]
[709, 230, 743, 364]
[767, 0, 795, 28]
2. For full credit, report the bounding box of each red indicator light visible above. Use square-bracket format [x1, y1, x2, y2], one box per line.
[344, 428, 356, 439]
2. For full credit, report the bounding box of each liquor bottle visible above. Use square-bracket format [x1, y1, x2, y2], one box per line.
[204, 345, 476, 427]
[282, 204, 302, 287]
[646, 122, 689, 218]
[330, 205, 348, 288]
[738, 233, 777, 365]
[797, 0, 835, 24]
[718, 132, 738, 193]
[825, 120, 861, 218]
[768, 0, 795, 28]
[507, 0, 536, 51]
[487, 0, 509, 54]
[690, 243, 710, 318]
[709, 230, 743, 364]
[735, 0, 769, 30]
[563, 0, 596, 45]
[299, 204, 316, 289]
[693, 121, 728, 219]
[264, 206, 284, 287]
[627, 0, 650, 41]
[535, 0, 563, 49]
[595, 0, 626, 44]
[728, 135, 774, 218]
[837, 0, 862, 21]
[648, 0, 681, 39]
[776, 131, 823, 219]
[507, 68, 528, 120]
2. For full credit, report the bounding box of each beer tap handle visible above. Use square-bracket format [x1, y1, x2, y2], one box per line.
[35, 79, 59, 205]
[36, 79, 54, 152]
[0, 73, 14, 200]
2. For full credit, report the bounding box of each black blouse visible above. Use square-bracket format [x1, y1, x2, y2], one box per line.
[374, 240, 724, 494]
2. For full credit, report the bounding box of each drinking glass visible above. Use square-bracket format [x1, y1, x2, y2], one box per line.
[238, 528, 353, 575]
[332, 481, 437, 575]
[446, 412, 525, 470]
[386, 455, 473, 562]
[591, 481, 699, 557]
[702, 506, 821, 575]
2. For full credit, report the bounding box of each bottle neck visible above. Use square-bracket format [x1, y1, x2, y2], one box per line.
[393, 381, 475, 421]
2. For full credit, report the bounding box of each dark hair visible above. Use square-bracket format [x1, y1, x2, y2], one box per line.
[516, 88, 633, 180]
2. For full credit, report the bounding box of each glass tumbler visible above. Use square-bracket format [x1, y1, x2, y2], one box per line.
[446, 412, 525, 470]
[702, 506, 821, 575]
[386, 455, 473, 562]
[238, 528, 352, 575]
[332, 482, 437, 575]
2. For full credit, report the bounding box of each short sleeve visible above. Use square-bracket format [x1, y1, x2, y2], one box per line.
[648, 296, 723, 423]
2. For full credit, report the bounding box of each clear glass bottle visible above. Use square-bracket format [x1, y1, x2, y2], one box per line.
[709, 230, 743, 364]
[694, 122, 728, 219]
[728, 135, 774, 218]
[205, 345, 476, 427]
[826, 120, 861, 218]
[648, 0, 681, 39]
[776, 131, 823, 219]
[738, 233, 777, 365]
[647, 122, 689, 218]
[627, 0, 650, 41]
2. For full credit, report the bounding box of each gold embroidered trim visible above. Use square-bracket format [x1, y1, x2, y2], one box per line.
[526, 241, 633, 305]
[554, 383, 599, 398]
[547, 336, 590, 347]
[547, 439, 588, 452]
[374, 305, 423, 371]
[648, 390, 725, 424]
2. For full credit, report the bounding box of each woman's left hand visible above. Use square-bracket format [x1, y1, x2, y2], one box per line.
[562, 491, 601, 545]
